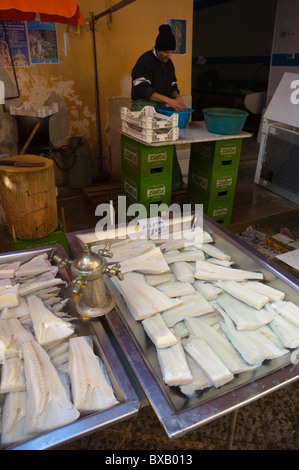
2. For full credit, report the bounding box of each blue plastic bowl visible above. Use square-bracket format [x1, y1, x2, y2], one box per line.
[203, 108, 248, 135]
[156, 107, 194, 128]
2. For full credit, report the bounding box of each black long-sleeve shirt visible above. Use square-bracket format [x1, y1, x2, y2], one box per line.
[131, 48, 179, 101]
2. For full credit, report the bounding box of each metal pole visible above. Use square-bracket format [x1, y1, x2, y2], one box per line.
[90, 12, 104, 174]
[94, 0, 136, 21]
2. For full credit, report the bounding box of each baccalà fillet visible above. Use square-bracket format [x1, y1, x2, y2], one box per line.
[1, 391, 29, 447]
[69, 336, 119, 413]
[112, 275, 182, 321]
[27, 295, 74, 349]
[23, 340, 79, 435]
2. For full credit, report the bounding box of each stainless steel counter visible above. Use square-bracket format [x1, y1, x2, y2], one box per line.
[67, 214, 299, 440]
[0, 246, 140, 450]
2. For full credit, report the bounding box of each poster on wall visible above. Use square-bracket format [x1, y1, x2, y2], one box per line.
[0, 21, 30, 67]
[167, 19, 186, 55]
[27, 21, 59, 64]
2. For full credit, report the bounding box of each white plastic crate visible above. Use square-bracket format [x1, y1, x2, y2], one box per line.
[121, 106, 178, 129]
[121, 121, 179, 143]
[10, 102, 59, 117]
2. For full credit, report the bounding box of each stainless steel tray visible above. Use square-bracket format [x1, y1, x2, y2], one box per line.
[68, 216, 299, 440]
[0, 246, 140, 450]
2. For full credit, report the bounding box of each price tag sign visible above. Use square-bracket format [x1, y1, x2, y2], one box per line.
[138, 216, 168, 239]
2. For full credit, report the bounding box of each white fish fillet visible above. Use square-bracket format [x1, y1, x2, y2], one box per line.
[218, 281, 270, 309]
[18, 268, 58, 285]
[156, 341, 192, 386]
[170, 321, 189, 339]
[32, 286, 61, 300]
[163, 249, 205, 264]
[193, 280, 223, 300]
[274, 301, 299, 328]
[92, 238, 155, 263]
[0, 279, 12, 286]
[0, 284, 20, 310]
[194, 260, 263, 281]
[269, 314, 299, 348]
[199, 311, 223, 328]
[50, 298, 69, 314]
[15, 253, 53, 278]
[184, 337, 234, 388]
[162, 293, 214, 328]
[27, 295, 74, 349]
[171, 261, 195, 283]
[179, 354, 212, 396]
[216, 292, 274, 330]
[217, 307, 266, 365]
[218, 307, 287, 362]
[69, 336, 119, 413]
[19, 278, 65, 297]
[51, 351, 69, 368]
[142, 313, 177, 348]
[47, 340, 70, 360]
[23, 340, 79, 435]
[159, 228, 213, 251]
[1, 391, 29, 447]
[0, 262, 21, 279]
[206, 258, 233, 267]
[0, 356, 26, 393]
[112, 275, 181, 321]
[244, 281, 285, 302]
[145, 272, 176, 286]
[255, 324, 285, 349]
[185, 318, 253, 374]
[0, 318, 34, 359]
[157, 281, 196, 297]
[119, 247, 170, 274]
[125, 272, 146, 283]
[1, 297, 29, 319]
[200, 244, 231, 261]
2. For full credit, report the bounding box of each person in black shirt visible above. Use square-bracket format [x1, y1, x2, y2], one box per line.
[130, 24, 185, 190]
[131, 24, 186, 111]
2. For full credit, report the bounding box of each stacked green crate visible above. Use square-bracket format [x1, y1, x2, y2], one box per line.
[187, 138, 242, 226]
[121, 134, 173, 213]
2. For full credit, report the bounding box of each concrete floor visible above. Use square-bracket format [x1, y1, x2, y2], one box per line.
[0, 137, 298, 450]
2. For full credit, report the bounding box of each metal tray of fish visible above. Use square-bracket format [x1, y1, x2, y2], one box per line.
[0, 245, 140, 450]
[69, 216, 299, 440]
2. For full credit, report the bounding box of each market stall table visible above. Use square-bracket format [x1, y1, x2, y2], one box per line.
[120, 121, 252, 225]
[0, 245, 140, 450]
[66, 213, 299, 441]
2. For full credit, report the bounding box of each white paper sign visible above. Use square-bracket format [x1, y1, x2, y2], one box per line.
[138, 216, 168, 239]
[264, 72, 299, 127]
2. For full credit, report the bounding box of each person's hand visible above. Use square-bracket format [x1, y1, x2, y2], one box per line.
[169, 96, 186, 111]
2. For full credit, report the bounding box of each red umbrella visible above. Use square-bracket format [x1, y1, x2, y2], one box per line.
[0, 0, 84, 26]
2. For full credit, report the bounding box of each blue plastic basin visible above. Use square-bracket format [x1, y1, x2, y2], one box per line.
[156, 107, 194, 128]
[203, 108, 248, 135]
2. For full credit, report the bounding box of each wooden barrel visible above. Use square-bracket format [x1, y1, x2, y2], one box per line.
[0, 155, 58, 240]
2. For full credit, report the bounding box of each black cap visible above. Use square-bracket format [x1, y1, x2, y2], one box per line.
[155, 24, 176, 51]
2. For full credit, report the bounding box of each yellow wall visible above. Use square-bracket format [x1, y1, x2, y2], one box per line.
[2, 0, 194, 178]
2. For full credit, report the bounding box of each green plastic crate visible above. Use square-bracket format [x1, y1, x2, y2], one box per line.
[121, 134, 173, 179]
[122, 172, 172, 211]
[187, 165, 239, 202]
[12, 227, 69, 253]
[190, 138, 242, 171]
[188, 195, 233, 226]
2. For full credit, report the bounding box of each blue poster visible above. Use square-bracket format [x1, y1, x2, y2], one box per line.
[27, 21, 59, 64]
[0, 21, 30, 67]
